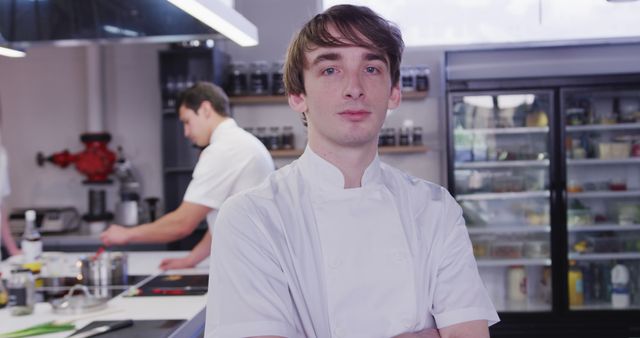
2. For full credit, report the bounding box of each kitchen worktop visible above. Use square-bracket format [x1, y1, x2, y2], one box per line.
[0, 251, 209, 337]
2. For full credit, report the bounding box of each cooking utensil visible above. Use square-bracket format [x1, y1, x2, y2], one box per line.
[50, 284, 108, 315]
[66, 320, 133, 338]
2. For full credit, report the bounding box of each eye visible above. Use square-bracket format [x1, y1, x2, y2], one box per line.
[322, 67, 336, 75]
[365, 66, 379, 74]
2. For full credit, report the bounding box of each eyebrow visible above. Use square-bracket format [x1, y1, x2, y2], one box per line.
[310, 51, 388, 66]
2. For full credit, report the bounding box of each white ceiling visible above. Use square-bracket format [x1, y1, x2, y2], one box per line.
[323, 0, 640, 47]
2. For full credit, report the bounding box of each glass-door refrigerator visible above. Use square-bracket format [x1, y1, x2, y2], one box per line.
[448, 90, 555, 313]
[562, 86, 640, 312]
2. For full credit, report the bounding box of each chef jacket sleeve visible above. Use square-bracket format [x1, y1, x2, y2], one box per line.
[205, 195, 301, 338]
[431, 193, 500, 328]
[184, 145, 245, 210]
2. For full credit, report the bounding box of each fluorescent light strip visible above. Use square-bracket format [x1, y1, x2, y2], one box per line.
[0, 46, 26, 58]
[167, 0, 258, 47]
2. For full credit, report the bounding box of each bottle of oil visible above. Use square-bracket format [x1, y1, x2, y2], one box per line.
[21, 210, 42, 263]
[568, 260, 584, 307]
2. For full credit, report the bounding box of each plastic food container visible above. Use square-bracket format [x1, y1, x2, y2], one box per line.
[598, 142, 631, 159]
[490, 241, 523, 258]
[523, 241, 550, 258]
[567, 209, 594, 227]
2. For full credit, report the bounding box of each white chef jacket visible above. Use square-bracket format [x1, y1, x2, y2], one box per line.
[183, 118, 274, 230]
[206, 147, 499, 338]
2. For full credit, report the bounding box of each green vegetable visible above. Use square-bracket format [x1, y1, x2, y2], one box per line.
[0, 321, 75, 338]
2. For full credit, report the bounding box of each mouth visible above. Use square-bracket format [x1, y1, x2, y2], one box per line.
[338, 109, 371, 122]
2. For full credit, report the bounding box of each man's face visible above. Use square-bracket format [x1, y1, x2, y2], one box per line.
[288, 28, 401, 151]
[178, 104, 210, 147]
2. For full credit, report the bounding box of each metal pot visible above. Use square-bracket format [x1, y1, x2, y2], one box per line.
[76, 252, 128, 298]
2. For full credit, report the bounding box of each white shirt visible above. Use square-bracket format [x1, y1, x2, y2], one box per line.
[206, 147, 499, 338]
[183, 118, 274, 229]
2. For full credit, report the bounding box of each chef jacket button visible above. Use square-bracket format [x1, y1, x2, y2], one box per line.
[401, 318, 414, 330]
[334, 326, 345, 337]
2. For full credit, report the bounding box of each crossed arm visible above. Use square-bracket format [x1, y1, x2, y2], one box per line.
[247, 319, 489, 338]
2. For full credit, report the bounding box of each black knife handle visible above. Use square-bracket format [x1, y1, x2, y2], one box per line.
[107, 319, 134, 332]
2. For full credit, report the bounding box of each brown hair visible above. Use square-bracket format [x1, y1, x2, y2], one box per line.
[283, 4, 404, 96]
[178, 82, 230, 117]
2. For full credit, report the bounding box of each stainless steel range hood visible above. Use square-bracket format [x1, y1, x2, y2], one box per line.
[0, 0, 258, 48]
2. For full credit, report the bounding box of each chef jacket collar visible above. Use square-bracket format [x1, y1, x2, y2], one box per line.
[210, 118, 237, 144]
[298, 145, 383, 190]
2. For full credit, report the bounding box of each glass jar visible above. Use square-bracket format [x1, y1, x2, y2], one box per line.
[249, 61, 270, 96]
[271, 61, 285, 96]
[412, 126, 423, 146]
[415, 65, 430, 92]
[255, 127, 268, 148]
[268, 126, 281, 150]
[282, 126, 295, 150]
[8, 268, 36, 316]
[227, 62, 248, 96]
[400, 66, 416, 92]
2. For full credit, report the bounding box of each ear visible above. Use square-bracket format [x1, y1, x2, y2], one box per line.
[288, 93, 308, 113]
[198, 100, 215, 118]
[387, 84, 401, 110]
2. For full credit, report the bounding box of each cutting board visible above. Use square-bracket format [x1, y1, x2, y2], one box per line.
[69, 320, 185, 338]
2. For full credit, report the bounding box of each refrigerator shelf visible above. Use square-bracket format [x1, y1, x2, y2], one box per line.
[468, 225, 551, 235]
[456, 191, 550, 201]
[567, 158, 640, 166]
[569, 224, 640, 232]
[566, 122, 640, 133]
[453, 126, 549, 135]
[494, 299, 552, 313]
[568, 252, 640, 261]
[570, 303, 640, 311]
[477, 258, 551, 267]
[455, 159, 549, 169]
[568, 190, 640, 199]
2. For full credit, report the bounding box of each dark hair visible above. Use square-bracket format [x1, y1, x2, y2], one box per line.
[284, 4, 404, 96]
[177, 82, 230, 117]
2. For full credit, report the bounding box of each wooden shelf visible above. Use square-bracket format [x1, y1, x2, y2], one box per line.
[269, 145, 429, 158]
[270, 149, 304, 158]
[230, 95, 287, 105]
[379, 145, 429, 154]
[229, 91, 428, 105]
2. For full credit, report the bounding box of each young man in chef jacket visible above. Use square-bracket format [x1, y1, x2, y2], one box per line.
[205, 5, 499, 338]
[0, 129, 22, 259]
[100, 82, 274, 270]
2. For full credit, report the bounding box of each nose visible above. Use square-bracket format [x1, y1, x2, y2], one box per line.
[343, 72, 364, 100]
[183, 125, 190, 138]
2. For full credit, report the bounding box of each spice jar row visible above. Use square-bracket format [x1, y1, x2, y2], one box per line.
[162, 74, 212, 109]
[378, 124, 423, 147]
[245, 126, 296, 151]
[226, 61, 285, 97]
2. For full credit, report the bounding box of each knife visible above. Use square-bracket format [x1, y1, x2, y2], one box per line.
[66, 319, 134, 338]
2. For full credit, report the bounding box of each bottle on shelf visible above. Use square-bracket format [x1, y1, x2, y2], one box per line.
[164, 76, 177, 109]
[568, 260, 584, 306]
[507, 265, 527, 303]
[611, 263, 630, 308]
[412, 126, 423, 146]
[400, 66, 416, 92]
[21, 210, 42, 263]
[0, 272, 8, 309]
[268, 126, 281, 150]
[399, 120, 414, 146]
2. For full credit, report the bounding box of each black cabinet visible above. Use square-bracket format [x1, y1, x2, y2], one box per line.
[158, 45, 228, 250]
